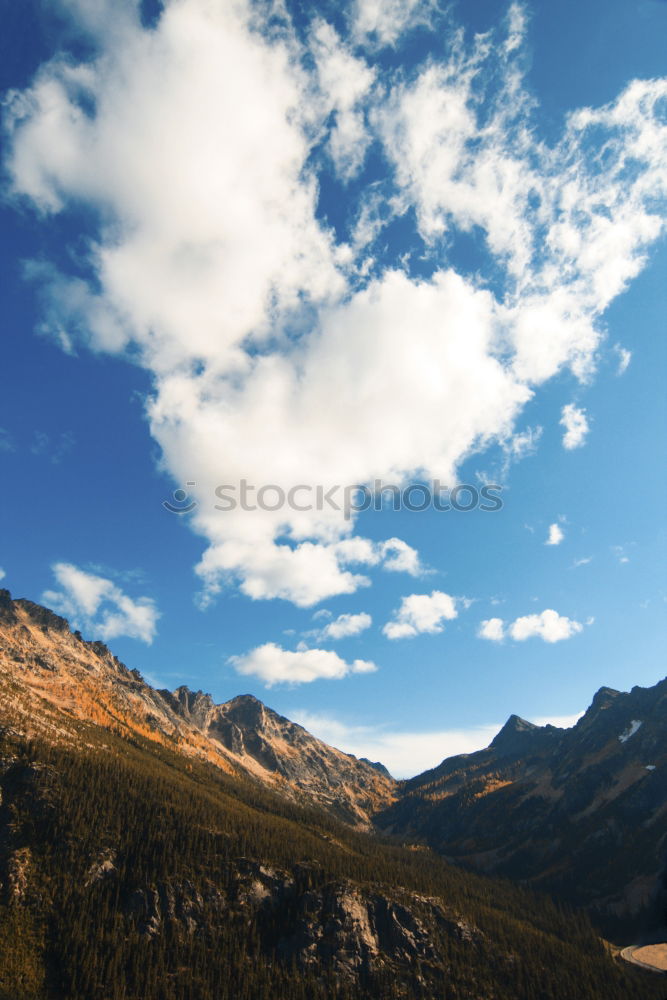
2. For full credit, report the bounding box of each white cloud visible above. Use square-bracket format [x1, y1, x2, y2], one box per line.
[289, 709, 500, 778]
[289, 700, 584, 778]
[380, 538, 423, 576]
[383, 590, 458, 639]
[560, 404, 589, 450]
[614, 344, 632, 375]
[478, 617, 505, 641]
[0, 568, 5, 581]
[318, 611, 372, 640]
[351, 0, 437, 47]
[545, 522, 564, 546]
[573, 556, 592, 568]
[43, 562, 160, 643]
[509, 608, 584, 643]
[230, 642, 377, 686]
[311, 20, 374, 181]
[5, 2, 667, 608]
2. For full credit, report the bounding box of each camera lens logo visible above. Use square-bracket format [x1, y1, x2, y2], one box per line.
[162, 483, 198, 514]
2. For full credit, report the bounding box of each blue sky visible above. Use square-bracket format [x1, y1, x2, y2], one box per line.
[1, 0, 665, 776]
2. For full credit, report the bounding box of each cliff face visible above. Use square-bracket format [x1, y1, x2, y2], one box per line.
[376, 678, 667, 930]
[0, 589, 395, 827]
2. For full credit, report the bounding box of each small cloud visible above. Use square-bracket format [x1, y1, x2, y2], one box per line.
[545, 523, 564, 546]
[312, 608, 333, 621]
[509, 608, 584, 643]
[0, 429, 15, 453]
[383, 590, 458, 640]
[572, 556, 592, 568]
[501, 425, 543, 471]
[478, 617, 504, 641]
[31, 430, 75, 464]
[331, 536, 424, 577]
[319, 611, 372, 640]
[560, 404, 589, 450]
[229, 643, 377, 686]
[380, 538, 423, 576]
[43, 562, 160, 643]
[0, 567, 5, 581]
[613, 344, 632, 375]
[612, 545, 630, 564]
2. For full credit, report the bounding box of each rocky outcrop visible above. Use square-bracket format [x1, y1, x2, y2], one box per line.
[0, 590, 395, 827]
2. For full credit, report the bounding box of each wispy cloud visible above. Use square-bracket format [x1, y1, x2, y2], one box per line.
[614, 344, 632, 375]
[0, 429, 15, 453]
[289, 709, 501, 778]
[289, 703, 584, 778]
[43, 562, 160, 643]
[31, 430, 75, 464]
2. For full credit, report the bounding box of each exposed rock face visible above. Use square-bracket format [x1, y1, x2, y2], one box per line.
[376, 677, 667, 929]
[0, 590, 395, 827]
[167, 692, 396, 825]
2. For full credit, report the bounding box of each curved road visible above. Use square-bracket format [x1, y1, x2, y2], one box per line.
[621, 944, 667, 975]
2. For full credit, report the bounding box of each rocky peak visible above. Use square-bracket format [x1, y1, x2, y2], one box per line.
[162, 686, 217, 727]
[0, 589, 17, 625]
[15, 596, 71, 634]
[489, 714, 564, 759]
[588, 686, 621, 714]
[221, 693, 272, 728]
[361, 758, 393, 779]
[490, 714, 538, 753]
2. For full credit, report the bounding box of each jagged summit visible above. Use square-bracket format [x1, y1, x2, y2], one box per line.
[589, 685, 622, 712]
[490, 713, 537, 745]
[0, 588, 395, 827]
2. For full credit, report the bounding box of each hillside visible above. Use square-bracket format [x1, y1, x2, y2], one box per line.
[0, 589, 394, 827]
[0, 588, 665, 997]
[1, 715, 662, 999]
[376, 680, 667, 937]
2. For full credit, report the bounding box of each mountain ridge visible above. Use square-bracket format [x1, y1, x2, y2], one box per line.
[0, 588, 396, 827]
[1, 587, 665, 940]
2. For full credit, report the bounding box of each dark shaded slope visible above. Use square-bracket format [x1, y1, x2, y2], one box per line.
[376, 678, 667, 938]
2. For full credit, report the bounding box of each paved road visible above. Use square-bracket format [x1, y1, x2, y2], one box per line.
[620, 944, 667, 975]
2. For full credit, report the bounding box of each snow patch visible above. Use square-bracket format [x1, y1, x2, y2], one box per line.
[618, 719, 643, 743]
[645, 765, 656, 771]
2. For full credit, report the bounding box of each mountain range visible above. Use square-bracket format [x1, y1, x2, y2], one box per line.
[0, 587, 665, 998]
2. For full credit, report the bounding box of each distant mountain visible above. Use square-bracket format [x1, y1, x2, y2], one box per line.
[376, 678, 667, 936]
[0, 588, 395, 827]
